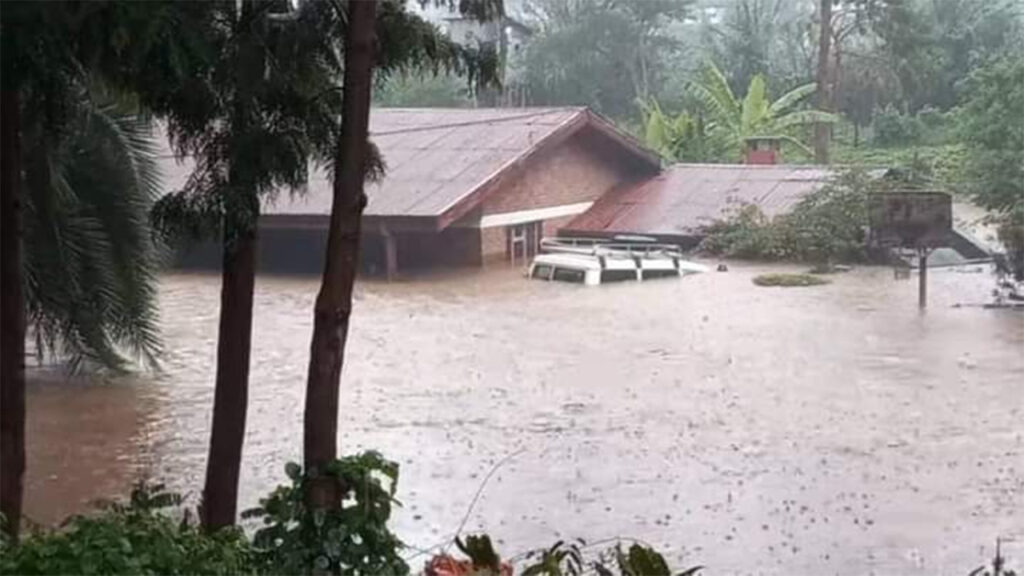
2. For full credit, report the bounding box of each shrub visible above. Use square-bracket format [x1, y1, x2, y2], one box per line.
[698, 203, 795, 261]
[700, 169, 877, 265]
[995, 206, 1024, 282]
[431, 536, 703, 576]
[244, 452, 408, 576]
[873, 104, 924, 146]
[752, 273, 831, 287]
[0, 483, 255, 575]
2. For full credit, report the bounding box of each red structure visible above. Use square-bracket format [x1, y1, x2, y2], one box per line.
[564, 164, 838, 247]
[743, 137, 783, 165]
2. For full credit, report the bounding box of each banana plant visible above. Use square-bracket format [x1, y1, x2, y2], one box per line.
[692, 62, 837, 160]
[637, 98, 721, 163]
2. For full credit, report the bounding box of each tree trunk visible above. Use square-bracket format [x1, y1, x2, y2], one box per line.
[814, 0, 833, 164]
[200, 0, 263, 531]
[200, 224, 257, 531]
[303, 0, 377, 489]
[1, 88, 26, 542]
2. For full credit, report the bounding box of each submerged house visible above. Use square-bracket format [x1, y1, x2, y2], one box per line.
[564, 162, 837, 248]
[164, 107, 660, 275]
[563, 139, 988, 263]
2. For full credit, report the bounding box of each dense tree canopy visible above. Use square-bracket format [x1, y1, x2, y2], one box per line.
[514, 0, 693, 118]
[958, 55, 1024, 214]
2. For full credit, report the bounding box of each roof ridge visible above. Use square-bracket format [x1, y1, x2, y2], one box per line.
[370, 108, 582, 137]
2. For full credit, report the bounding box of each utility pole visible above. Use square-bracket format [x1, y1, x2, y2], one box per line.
[918, 250, 928, 309]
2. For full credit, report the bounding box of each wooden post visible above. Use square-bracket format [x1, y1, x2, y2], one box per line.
[918, 251, 928, 309]
[382, 226, 398, 281]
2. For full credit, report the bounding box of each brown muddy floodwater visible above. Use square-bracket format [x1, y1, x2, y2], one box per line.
[24, 263, 1024, 575]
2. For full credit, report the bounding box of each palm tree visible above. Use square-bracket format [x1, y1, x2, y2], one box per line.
[23, 93, 163, 371]
[693, 62, 837, 161]
[1, 2, 176, 540]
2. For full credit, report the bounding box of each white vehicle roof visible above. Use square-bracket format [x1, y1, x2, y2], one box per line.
[531, 253, 604, 271]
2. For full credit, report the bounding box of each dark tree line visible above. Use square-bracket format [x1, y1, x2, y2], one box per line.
[1, 0, 501, 542]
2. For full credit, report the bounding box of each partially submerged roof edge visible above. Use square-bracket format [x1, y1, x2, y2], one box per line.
[431, 108, 663, 228]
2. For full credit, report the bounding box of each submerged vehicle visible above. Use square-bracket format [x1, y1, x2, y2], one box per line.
[528, 236, 708, 286]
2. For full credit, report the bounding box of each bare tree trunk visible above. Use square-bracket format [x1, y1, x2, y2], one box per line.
[1, 88, 26, 543]
[814, 0, 832, 164]
[303, 0, 377, 496]
[201, 224, 257, 531]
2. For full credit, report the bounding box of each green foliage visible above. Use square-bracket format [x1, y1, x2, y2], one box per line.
[455, 534, 504, 573]
[699, 0, 814, 96]
[698, 203, 792, 260]
[21, 91, 165, 371]
[505, 538, 701, 576]
[957, 55, 1024, 214]
[700, 169, 879, 264]
[376, 72, 472, 108]
[873, 0, 1022, 112]
[752, 273, 831, 287]
[243, 453, 408, 576]
[521, 539, 585, 576]
[995, 206, 1024, 282]
[637, 61, 834, 163]
[517, 0, 694, 119]
[0, 483, 254, 575]
[1, 2, 181, 371]
[637, 99, 723, 162]
[595, 543, 702, 576]
[832, 142, 966, 192]
[872, 104, 924, 146]
[691, 62, 835, 160]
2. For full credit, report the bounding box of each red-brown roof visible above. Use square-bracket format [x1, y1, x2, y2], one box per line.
[157, 107, 659, 231]
[565, 163, 836, 238]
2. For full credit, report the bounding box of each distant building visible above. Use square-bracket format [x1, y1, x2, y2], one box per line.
[161, 107, 660, 276]
[414, 0, 533, 106]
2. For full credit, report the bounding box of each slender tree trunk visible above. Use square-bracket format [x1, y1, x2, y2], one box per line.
[201, 224, 257, 531]
[814, 0, 832, 164]
[303, 0, 377, 491]
[1, 88, 26, 542]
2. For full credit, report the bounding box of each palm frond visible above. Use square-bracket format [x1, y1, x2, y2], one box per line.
[23, 88, 165, 371]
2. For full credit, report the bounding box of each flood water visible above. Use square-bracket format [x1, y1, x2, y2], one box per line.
[24, 263, 1024, 575]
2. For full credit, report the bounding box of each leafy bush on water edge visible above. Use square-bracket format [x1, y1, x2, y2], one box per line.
[699, 169, 879, 265]
[243, 452, 409, 575]
[0, 483, 254, 575]
[752, 273, 832, 287]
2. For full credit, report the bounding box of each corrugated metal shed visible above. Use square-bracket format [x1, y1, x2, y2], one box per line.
[157, 107, 658, 229]
[565, 163, 836, 238]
